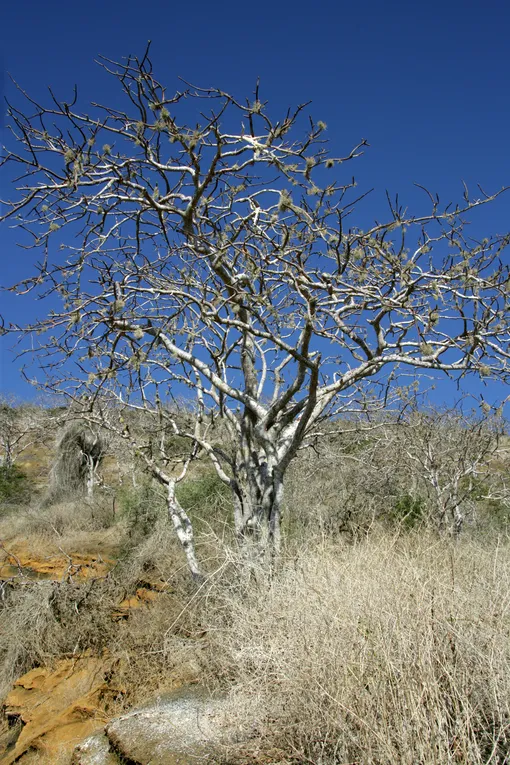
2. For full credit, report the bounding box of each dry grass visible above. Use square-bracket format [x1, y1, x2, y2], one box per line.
[2, 433, 510, 763]
[0, 496, 119, 549]
[205, 534, 510, 764]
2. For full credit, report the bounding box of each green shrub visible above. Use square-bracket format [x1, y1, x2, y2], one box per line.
[0, 464, 33, 506]
[118, 482, 165, 541]
[176, 470, 231, 531]
[391, 492, 425, 528]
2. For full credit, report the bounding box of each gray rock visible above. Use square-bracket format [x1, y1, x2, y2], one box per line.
[72, 731, 120, 765]
[105, 688, 233, 765]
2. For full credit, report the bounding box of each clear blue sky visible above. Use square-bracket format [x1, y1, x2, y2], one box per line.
[1, 0, 509, 405]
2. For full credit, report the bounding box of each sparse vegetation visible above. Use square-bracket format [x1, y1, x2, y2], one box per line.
[0, 404, 509, 764]
[1, 28, 509, 765]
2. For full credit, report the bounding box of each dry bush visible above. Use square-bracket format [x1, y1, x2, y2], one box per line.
[285, 423, 510, 540]
[49, 421, 106, 500]
[284, 431, 415, 541]
[205, 535, 510, 764]
[0, 496, 119, 552]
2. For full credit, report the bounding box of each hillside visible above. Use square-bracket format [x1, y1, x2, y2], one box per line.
[0, 408, 509, 763]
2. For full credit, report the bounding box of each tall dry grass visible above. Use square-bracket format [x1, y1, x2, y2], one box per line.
[206, 534, 510, 764]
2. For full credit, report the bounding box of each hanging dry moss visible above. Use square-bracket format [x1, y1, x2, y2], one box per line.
[50, 422, 106, 498]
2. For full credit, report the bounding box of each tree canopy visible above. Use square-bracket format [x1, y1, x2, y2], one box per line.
[2, 48, 510, 573]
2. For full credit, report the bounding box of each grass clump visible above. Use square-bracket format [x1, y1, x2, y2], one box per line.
[206, 535, 510, 764]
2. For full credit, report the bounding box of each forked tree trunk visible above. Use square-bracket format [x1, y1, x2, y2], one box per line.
[435, 494, 464, 537]
[165, 410, 295, 578]
[231, 462, 285, 565]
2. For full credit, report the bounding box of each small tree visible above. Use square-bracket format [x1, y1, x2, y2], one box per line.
[51, 421, 106, 499]
[386, 403, 506, 535]
[1, 49, 510, 575]
[0, 397, 45, 469]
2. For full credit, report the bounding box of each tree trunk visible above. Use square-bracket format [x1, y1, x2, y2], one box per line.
[166, 480, 203, 581]
[2, 439, 14, 469]
[231, 463, 284, 566]
[451, 500, 464, 537]
[85, 454, 95, 498]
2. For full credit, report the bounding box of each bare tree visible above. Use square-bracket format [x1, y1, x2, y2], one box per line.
[380, 402, 506, 534]
[0, 397, 46, 469]
[1, 48, 510, 574]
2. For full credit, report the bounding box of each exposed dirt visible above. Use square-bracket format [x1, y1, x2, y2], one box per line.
[112, 576, 170, 621]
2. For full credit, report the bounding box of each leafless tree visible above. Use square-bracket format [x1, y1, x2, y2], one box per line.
[381, 402, 506, 534]
[0, 397, 46, 469]
[1, 47, 510, 575]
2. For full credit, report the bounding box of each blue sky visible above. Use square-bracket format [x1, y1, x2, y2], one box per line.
[1, 0, 509, 406]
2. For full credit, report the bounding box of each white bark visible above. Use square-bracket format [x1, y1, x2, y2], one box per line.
[166, 480, 203, 580]
[85, 453, 95, 498]
[4, 60, 509, 575]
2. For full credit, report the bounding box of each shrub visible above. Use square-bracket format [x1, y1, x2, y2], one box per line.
[391, 492, 425, 528]
[0, 465, 33, 506]
[118, 482, 165, 542]
[176, 470, 231, 531]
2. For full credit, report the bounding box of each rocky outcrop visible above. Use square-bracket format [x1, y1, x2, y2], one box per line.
[4, 668, 274, 765]
[0, 543, 115, 582]
[104, 688, 234, 765]
[71, 732, 120, 764]
[3, 655, 120, 765]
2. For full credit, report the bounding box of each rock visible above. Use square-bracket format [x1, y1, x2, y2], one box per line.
[105, 688, 234, 765]
[0, 542, 115, 581]
[72, 732, 120, 764]
[2, 655, 119, 765]
[112, 584, 166, 620]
